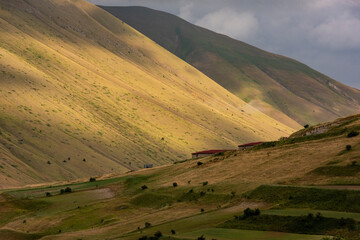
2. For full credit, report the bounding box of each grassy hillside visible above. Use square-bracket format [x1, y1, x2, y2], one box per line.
[0, 0, 295, 187]
[0, 114, 359, 239]
[101, 6, 360, 128]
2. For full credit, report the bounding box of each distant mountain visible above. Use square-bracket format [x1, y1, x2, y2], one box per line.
[101, 6, 360, 127]
[0, 0, 293, 187]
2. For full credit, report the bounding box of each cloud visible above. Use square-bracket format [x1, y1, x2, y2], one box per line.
[195, 8, 258, 41]
[310, 13, 360, 50]
[179, 2, 193, 21]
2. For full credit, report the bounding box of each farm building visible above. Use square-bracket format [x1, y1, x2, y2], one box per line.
[238, 142, 263, 150]
[144, 164, 153, 168]
[191, 150, 228, 159]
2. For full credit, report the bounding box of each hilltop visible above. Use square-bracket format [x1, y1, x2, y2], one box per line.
[101, 6, 360, 128]
[0, 114, 359, 239]
[0, 0, 294, 187]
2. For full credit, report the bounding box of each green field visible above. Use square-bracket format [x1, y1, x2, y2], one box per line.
[178, 228, 324, 240]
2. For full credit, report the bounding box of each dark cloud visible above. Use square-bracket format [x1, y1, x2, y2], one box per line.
[89, 0, 360, 89]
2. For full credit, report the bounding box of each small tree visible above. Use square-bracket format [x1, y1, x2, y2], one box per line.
[154, 231, 162, 238]
[197, 161, 203, 166]
[144, 222, 151, 228]
[47, 161, 51, 164]
[197, 235, 206, 240]
[347, 131, 359, 138]
[304, 124, 309, 129]
[141, 185, 148, 190]
[89, 177, 96, 182]
[346, 145, 352, 151]
[201, 208, 204, 213]
[46, 192, 51, 197]
[173, 182, 178, 188]
[202, 181, 208, 186]
[171, 229, 176, 234]
[64, 187, 72, 193]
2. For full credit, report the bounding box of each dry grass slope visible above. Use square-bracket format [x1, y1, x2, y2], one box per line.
[0, 0, 294, 187]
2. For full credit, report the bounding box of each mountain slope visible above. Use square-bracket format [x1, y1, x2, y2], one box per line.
[100, 6, 360, 127]
[0, 0, 294, 187]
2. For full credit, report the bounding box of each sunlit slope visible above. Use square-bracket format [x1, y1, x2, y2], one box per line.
[101, 6, 360, 127]
[0, 0, 294, 187]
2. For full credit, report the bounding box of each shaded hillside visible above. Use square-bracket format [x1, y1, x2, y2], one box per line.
[101, 6, 360, 127]
[0, 0, 294, 187]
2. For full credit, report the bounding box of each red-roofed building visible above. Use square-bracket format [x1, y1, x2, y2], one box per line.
[238, 142, 263, 150]
[191, 150, 228, 159]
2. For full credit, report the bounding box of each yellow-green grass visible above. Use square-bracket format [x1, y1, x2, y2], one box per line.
[0, 0, 295, 187]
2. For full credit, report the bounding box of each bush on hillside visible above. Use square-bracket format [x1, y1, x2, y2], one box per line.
[197, 161, 203, 166]
[197, 235, 205, 240]
[347, 131, 359, 138]
[141, 185, 148, 190]
[173, 182, 178, 187]
[304, 124, 309, 129]
[89, 177, 96, 182]
[346, 145, 352, 151]
[243, 208, 261, 218]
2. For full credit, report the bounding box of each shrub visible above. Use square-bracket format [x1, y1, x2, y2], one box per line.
[202, 181, 208, 186]
[173, 182, 178, 188]
[347, 131, 359, 138]
[46, 192, 51, 197]
[83, 158, 86, 162]
[141, 185, 148, 190]
[231, 191, 236, 198]
[346, 145, 352, 151]
[47, 161, 51, 164]
[145, 222, 151, 228]
[201, 208, 204, 213]
[89, 177, 96, 182]
[197, 235, 205, 240]
[243, 208, 261, 218]
[154, 231, 162, 238]
[304, 124, 309, 129]
[60, 187, 72, 194]
[171, 229, 176, 234]
[197, 161, 203, 166]
[351, 161, 357, 166]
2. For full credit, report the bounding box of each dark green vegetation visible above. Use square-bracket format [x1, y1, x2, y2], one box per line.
[248, 185, 360, 212]
[101, 6, 360, 127]
[220, 211, 358, 236]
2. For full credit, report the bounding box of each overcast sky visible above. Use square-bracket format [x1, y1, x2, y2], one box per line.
[88, 0, 360, 90]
